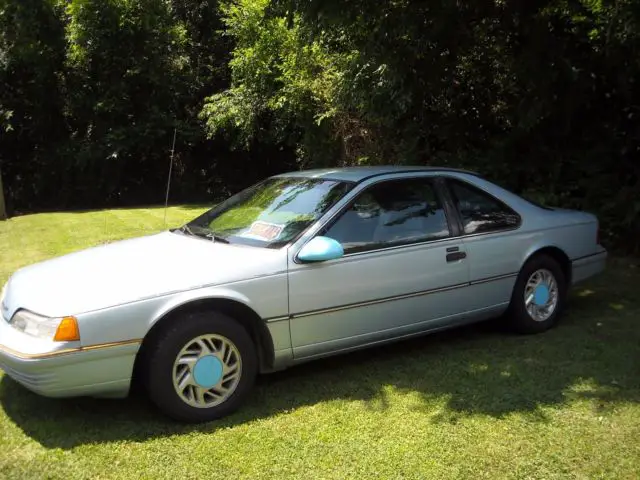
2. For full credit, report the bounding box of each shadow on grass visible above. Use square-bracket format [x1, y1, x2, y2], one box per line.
[1, 270, 639, 449]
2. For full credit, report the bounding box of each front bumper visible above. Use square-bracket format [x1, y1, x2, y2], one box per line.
[0, 319, 140, 399]
[571, 247, 608, 285]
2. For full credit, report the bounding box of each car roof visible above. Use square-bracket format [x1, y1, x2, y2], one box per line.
[273, 165, 479, 183]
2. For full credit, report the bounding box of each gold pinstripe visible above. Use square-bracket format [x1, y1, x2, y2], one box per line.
[0, 338, 142, 360]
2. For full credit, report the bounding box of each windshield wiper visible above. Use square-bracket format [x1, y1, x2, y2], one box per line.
[170, 224, 196, 236]
[205, 233, 230, 244]
[172, 224, 230, 243]
[181, 224, 196, 236]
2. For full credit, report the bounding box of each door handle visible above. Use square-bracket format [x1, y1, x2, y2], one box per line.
[446, 251, 467, 262]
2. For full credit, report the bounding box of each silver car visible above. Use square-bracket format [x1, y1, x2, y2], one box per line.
[0, 166, 607, 422]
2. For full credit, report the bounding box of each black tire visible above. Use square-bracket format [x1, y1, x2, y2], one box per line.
[143, 311, 258, 422]
[508, 254, 567, 334]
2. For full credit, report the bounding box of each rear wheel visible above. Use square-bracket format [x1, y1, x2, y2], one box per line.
[508, 254, 567, 334]
[143, 311, 257, 422]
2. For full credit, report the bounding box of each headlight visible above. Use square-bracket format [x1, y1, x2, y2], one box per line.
[9, 310, 80, 342]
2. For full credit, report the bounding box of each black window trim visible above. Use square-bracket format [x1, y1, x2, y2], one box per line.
[433, 177, 463, 237]
[295, 175, 459, 261]
[440, 176, 523, 237]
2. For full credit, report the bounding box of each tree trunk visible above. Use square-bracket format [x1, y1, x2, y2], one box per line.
[0, 168, 6, 220]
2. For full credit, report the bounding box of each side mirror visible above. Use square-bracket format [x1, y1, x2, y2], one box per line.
[297, 236, 344, 262]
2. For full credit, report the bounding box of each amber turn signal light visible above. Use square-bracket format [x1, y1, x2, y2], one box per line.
[54, 316, 80, 342]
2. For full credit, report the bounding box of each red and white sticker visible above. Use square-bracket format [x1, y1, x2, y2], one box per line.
[244, 221, 284, 241]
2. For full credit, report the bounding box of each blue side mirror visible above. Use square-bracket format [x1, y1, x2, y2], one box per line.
[298, 236, 344, 262]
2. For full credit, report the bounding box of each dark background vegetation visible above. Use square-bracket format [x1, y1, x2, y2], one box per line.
[0, 0, 638, 251]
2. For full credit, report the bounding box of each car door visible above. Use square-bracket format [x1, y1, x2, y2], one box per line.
[442, 176, 524, 312]
[287, 175, 471, 360]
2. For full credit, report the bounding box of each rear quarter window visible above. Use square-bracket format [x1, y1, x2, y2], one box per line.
[448, 179, 521, 234]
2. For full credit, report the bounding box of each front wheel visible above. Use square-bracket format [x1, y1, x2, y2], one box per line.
[143, 311, 258, 422]
[508, 254, 567, 334]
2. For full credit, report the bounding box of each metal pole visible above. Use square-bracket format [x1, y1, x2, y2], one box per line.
[163, 128, 177, 226]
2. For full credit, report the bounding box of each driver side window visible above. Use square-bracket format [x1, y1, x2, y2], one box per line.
[322, 178, 450, 254]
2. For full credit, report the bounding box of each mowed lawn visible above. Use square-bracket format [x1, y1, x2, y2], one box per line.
[0, 207, 639, 479]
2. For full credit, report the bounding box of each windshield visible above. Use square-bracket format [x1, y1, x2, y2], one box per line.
[182, 177, 354, 248]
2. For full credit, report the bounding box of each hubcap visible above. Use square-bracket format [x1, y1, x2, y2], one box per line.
[172, 334, 242, 409]
[524, 268, 559, 322]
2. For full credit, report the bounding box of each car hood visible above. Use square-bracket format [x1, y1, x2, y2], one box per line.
[3, 231, 287, 318]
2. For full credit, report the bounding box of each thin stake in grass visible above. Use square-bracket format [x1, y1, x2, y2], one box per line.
[164, 128, 178, 227]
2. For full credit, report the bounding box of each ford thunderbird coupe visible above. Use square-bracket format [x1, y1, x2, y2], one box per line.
[0, 166, 607, 422]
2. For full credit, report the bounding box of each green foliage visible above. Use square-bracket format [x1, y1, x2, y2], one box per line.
[0, 108, 11, 133]
[0, 0, 68, 209]
[63, 0, 186, 157]
[0, 0, 289, 214]
[0, 0, 638, 251]
[205, 0, 639, 251]
[201, 0, 349, 166]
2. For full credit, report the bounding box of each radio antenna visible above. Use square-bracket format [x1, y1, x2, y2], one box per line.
[163, 127, 178, 227]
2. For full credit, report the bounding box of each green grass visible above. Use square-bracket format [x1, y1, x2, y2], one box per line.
[1, 207, 639, 479]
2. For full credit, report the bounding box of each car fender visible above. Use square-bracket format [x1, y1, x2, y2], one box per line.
[518, 240, 572, 282]
[142, 286, 281, 372]
[148, 286, 256, 330]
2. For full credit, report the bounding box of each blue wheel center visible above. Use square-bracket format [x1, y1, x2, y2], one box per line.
[533, 284, 550, 306]
[193, 355, 223, 388]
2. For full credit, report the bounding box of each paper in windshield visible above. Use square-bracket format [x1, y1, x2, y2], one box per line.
[242, 220, 284, 241]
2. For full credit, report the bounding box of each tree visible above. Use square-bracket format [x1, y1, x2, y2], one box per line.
[0, 0, 637, 250]
[201, 0, 350, 167]
[0, 0, 68, 214]
[203, 0, 639, 250]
